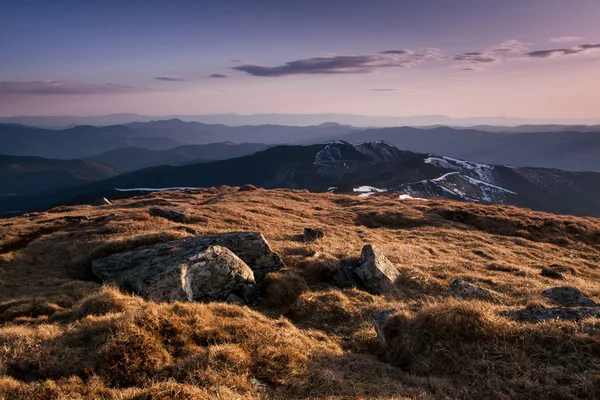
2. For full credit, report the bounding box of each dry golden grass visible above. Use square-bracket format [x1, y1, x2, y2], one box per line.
[0, 187, 599, 399]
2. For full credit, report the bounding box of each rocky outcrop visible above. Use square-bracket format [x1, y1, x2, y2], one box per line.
[303, 228, 324, 243]
[444, 279, 499, 301]
[541, 286, 597, 307]
[355, 245, 400, 294]
[91, 232, 284, 302]
[501, 306, 600, 323]
[148, 207, 190, 223]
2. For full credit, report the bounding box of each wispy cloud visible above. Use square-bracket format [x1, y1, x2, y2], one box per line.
[550, 36, 586, 43]
[154, 76, 188, 82]
[365, 88, 412, 93]
[526, 43, 600, 58]
[232, 50, 446, 77]
[0, 81, 150, 95]
[209, 74, 230, 78]
[454, 40, 528, 71]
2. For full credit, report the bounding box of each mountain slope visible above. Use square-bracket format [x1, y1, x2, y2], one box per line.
[0, 154, 121, 195]
[87, 142, 269, 171]
[337, 127, 600, 172]
[3, 141, 600, 217]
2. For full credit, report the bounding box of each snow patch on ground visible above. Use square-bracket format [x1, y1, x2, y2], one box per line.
[358, 192, 374, 198]
[399, 194, 427, 201]
[353, 186, 387, 193]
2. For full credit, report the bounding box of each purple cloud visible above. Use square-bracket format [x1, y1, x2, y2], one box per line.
[0, 81, 149, 95]
[154, 77, 188, 82]
[209, 74, 230, 78]
[550, 36, 586, 43]
[526, 43, 600, 58]
[232, 50, 445, 77]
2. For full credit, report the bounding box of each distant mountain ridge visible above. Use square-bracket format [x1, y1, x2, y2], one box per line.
[2, 141, 600, 217]
[2, 113, 600, 128]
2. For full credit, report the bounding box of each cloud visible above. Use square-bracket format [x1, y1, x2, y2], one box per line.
[454, 52, 498, 63]
[526, 43, 600, 58]
[154, 77, 187, 82]
[209, 74, 230, 78]
[453, 40, 529, 71]
[232, 50, 446, 77]
[488, 39, 529, 54]
[0, 81, 150, 95]
[380, 49, 412, 55]
[550, 36, 586, 43]
[365, 88, 398, 92]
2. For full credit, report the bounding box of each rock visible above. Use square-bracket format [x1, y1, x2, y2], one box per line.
[303, 228, 324, 243]
[354, 245, 400, 294]
[91, 232, 285, 301]
[444, 279, 499, 301]
[92, 197, 111, 206]
[331, 258, 360, 288]
[226, 293, 246, 306]
[238, 184, 258, 192]
[148, 207, 190, 223]
[541, 286, 597, 307]
[501, 306, 600, 323]
[372, 308, 399, 349]
[541, 268, 564, 280]
[174, 226, 198, 235]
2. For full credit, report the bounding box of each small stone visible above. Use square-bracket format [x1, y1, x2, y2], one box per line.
[444, 279, 499, 301]
[225, 293, 246, 306]
[238, 184, 258, 192]
[148, 207, 189, 223]
[303, 228, 324, 243]
[92, 197, 111, 206]
[355, 245, 400, 294]
[372, 308, 399, 349]
[501, 306, 600, 323]
[541, 268, 564, 280]
[542, 286, 597, 307]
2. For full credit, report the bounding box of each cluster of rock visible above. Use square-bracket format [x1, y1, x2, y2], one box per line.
[91, 231, 284, 305]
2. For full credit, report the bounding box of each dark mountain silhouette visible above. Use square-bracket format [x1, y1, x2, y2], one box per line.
[0, 154, 121, 195]
[3, 141, 600, 217]
[87, 142, 268, 171]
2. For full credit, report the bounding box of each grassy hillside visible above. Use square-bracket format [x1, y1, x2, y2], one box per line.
[1, 188, 599, 399]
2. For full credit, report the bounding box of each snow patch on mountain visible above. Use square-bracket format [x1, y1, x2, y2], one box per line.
[354, 186, 387, 193]
[425, 155, 496, 183]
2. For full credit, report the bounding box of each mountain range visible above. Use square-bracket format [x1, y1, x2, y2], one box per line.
[2, 140, 600, 217]
[2, 113, 600, 128]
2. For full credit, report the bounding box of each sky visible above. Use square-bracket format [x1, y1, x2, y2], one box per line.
[1, 0, 600, 119]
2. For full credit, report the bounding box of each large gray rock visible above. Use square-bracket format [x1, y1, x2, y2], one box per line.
[541, 286, 597, 307]
[444, 279, 499, 301]
[143, 245, 254, 302]
[91, 232, 284, 301]
[501, 306, 600, 323]
[355, 245, 400, 294]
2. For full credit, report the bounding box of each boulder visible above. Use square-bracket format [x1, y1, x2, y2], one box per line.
[92, 197, 111, 206]
[91, 232, 285, 302]
[372, 308, 399, 349]
[541, 286, 597, 307]
[501, 306, 600, 323]
[148, 207, 190, 223]
[444, 279, 499, 301]
[303, 228, 324, 243]
[354, 245, 400, 294]
[238, 184, 258, 192]
[226, 293, 246, 306]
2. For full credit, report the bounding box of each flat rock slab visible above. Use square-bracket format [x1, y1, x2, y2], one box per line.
[91, 232, 284, 299]
[148, 207, 190, 223]
[501, 307, 600, 323]
[542, 286, 597, 307]
[355, 245, 400, 295]
[444, 279, 500, 301]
